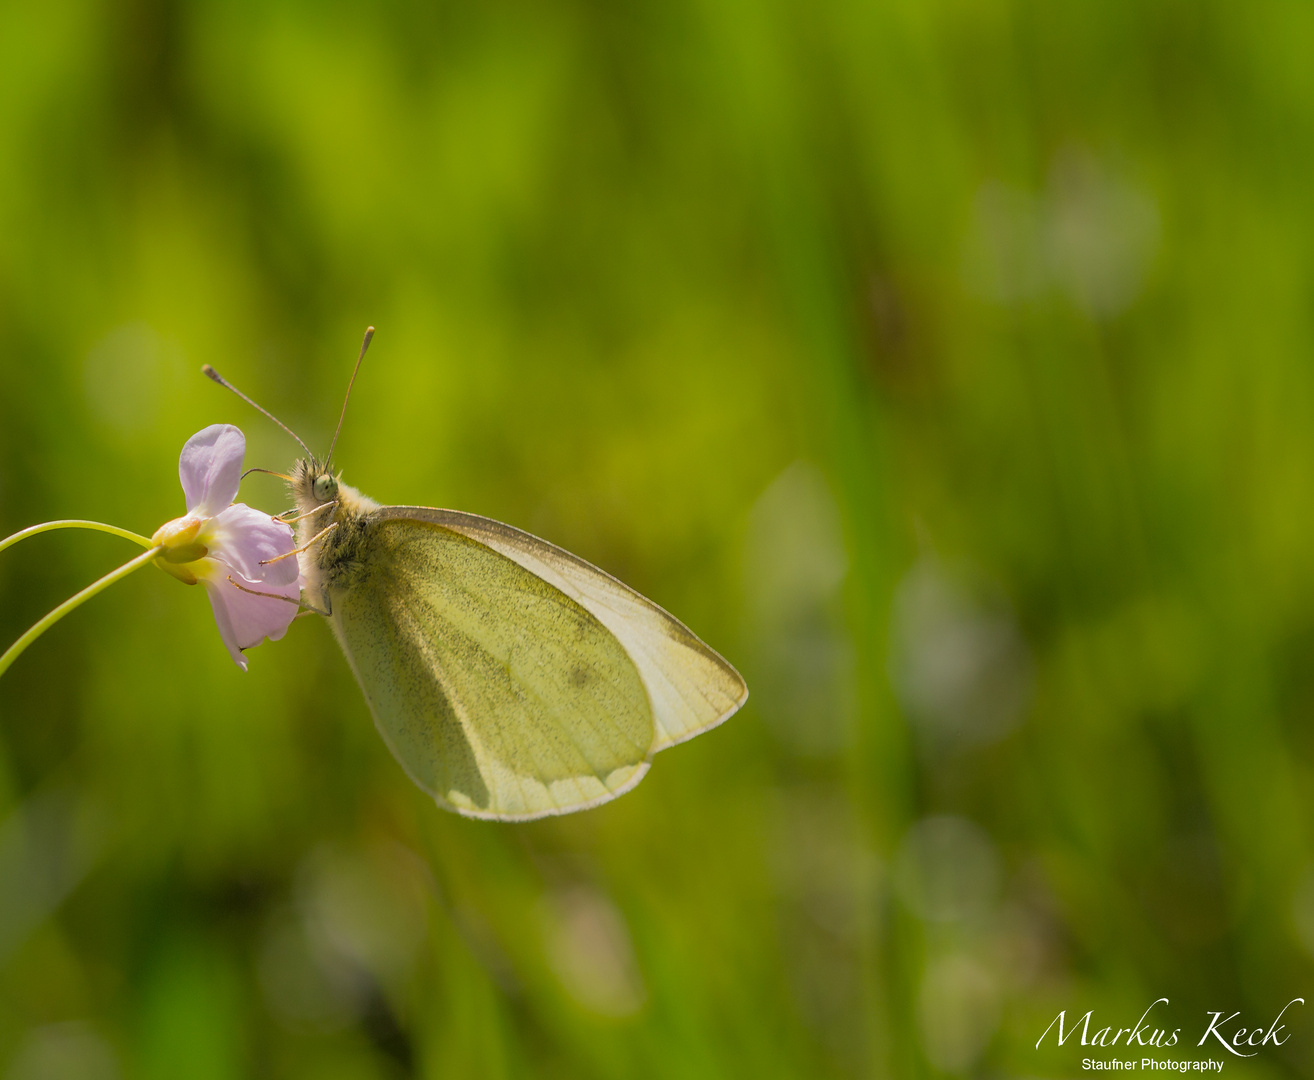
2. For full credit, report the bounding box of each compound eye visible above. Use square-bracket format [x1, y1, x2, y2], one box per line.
[313, 474, 337, 502]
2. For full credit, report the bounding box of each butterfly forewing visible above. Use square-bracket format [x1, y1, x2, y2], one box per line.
[331, 519, 655, 820]
[374, 508, 749, 751]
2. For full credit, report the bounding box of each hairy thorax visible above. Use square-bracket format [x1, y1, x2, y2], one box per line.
[289, 458, 380, 601]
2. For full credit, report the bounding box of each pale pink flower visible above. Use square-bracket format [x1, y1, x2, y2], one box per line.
[151, 424, 300, 670]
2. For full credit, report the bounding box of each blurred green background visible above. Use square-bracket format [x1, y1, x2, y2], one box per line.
[3, 0, 1314, 1076]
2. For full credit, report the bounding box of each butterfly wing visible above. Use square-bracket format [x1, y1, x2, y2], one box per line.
[329, 516, 657, 820]
[375, 507, 749, 752]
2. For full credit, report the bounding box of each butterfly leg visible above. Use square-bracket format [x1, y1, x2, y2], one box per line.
[226, 575, 330, 617]
[259, 522, 339, 567]
[274, 500, 338, 525]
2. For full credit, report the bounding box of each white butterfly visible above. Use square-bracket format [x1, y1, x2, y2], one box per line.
[208, 330, 747, 820]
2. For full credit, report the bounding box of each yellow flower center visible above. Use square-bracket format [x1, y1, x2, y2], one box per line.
[151, 514, 203, 549]
[151, 514, 211, 585]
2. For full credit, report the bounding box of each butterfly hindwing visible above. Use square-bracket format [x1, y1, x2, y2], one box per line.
[330, 517, 655, 820]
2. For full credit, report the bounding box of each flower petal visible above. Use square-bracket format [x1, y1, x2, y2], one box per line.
[180, 424, 246, 516]
[198, 562, 301, 670]
[206, 504, 300, 587]
[202, 574, 249, 670]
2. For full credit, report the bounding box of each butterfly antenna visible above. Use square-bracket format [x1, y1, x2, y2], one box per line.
[201, 365, 316, 462]
[326, 326, 374, 466]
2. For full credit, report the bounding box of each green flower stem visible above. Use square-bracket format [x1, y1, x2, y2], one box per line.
[0, 520, 155, 556]
[0, 545, 164, 678]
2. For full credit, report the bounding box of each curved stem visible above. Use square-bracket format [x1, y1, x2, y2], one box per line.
[0, 546, 164, 678]
[0, 520, 155, 557]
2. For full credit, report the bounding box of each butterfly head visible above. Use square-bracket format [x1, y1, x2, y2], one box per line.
[291, 458, 337, 515]
[312, 471, 339, 503]
[290, 457, 377, 521]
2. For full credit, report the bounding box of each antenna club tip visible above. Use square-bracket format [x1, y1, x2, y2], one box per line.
[201, 364, 222, 382]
